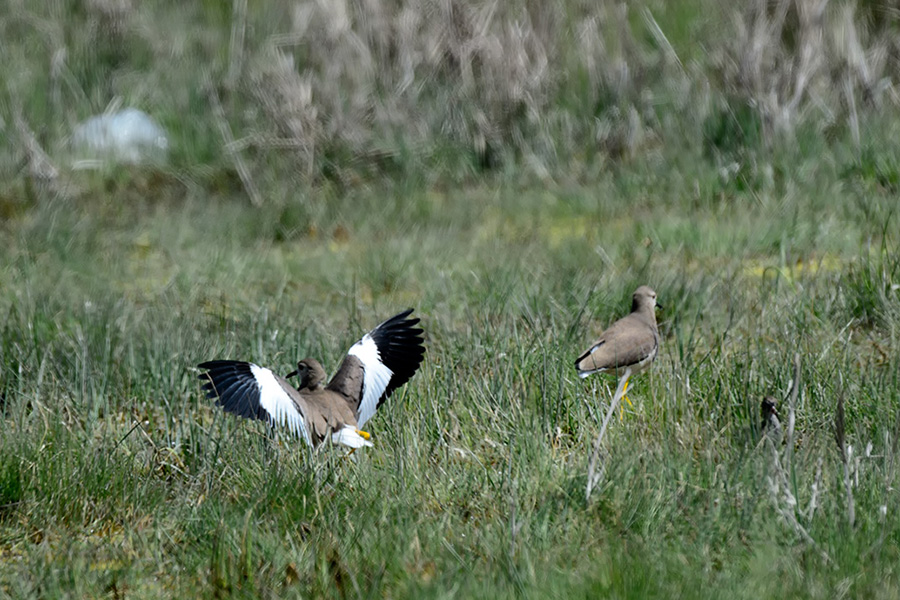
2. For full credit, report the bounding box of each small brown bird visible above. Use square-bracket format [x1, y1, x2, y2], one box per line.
[760, 395, 783, 444]
[575, 286, 661, 405]
[198, 309, 425, 449]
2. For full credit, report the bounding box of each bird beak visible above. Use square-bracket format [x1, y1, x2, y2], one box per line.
[286, 370, 298, 379]
[655, 301, 663, 310]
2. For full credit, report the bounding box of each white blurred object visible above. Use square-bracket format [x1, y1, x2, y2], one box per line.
[71, 108, 168, 167]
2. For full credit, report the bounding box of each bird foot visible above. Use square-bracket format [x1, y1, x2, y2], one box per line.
[618, 394, 637, 421]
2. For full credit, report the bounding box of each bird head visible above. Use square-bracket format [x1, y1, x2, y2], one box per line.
[632, 286, 662, 314]
[760, 395, 779, 420]
[287, 358, 327, 390]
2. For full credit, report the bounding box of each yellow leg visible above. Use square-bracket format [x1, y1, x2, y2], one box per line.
[618, 377, 634, 421]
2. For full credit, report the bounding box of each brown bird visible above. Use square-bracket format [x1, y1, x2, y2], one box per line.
[198, 309, 425, 449]
[575, 286, 661, 405]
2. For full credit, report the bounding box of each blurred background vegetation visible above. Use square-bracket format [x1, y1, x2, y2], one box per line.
[3, 0, 900, 198]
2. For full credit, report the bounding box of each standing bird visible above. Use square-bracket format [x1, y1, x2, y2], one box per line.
[198, 309, 425, 449]
[760, 395, 783, 445]
[575, 286, 662, 406]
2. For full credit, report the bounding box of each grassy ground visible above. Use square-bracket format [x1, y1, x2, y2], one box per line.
[1, 160, 898, 598]
[2, 0, 900, 598]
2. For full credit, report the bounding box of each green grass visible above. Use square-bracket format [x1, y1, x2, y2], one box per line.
[0, 157, 898, 597]
[3, 0, 900, 597]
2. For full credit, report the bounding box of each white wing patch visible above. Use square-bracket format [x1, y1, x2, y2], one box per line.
[331, 425, 374, 449]
[348, 334, 393, 428]
[250, 364, 312, 447]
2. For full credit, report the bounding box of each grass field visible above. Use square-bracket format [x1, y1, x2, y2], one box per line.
[2, 1, 900, 598]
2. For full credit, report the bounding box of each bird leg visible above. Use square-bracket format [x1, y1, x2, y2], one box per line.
[618, 375, 633, 421]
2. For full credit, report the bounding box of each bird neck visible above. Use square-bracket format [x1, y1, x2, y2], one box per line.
[301, 379, 324, 391]
[632, 304, 657, 327]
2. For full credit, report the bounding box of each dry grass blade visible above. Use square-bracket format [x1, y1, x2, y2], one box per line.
[766, 441, 834, 566]
[12, 108, 59, 181]
[205, 73, 263, 207]
[586, 371, 630, 501]
[227, 0, 248, 88]
[834, 381, 856, 529]
[641, 7, 683, 72]
[806, 456, 824, 522]
[785, 352, 800, 468]
[763, 353, 833, 565]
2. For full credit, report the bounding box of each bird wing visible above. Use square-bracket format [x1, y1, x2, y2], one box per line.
[327, 308, 426, 428]
[198, 360, 313, 446]
[575, 316, 657, 374]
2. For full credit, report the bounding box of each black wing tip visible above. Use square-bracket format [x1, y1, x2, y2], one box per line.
[378, 308, 424, 332]
[196, 360, 270, 423]
[365, 309, 427, 403]
[371, 309, 426, 350]
[198, 359, 250, 369]
[376, 308, 419, 329]
[198, 360, 242, 379]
